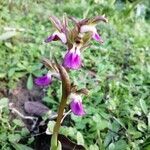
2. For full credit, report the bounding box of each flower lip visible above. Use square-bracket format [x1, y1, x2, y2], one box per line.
[35, 72, 52, 86]
[45, 31, 67, 44]
[70, 94, 85, 116]
[63, 44, 82, 70]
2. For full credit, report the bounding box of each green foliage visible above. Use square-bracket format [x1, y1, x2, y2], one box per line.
[0, 0, 150, 149]
[0, 98, 33, 150]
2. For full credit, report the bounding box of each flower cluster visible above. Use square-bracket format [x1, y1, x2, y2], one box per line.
[35, 15, 107, 116]
[45, 15, 107, 70]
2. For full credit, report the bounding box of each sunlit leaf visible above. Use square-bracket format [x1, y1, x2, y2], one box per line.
[140, 99, 148, 115]
[27, 74, 33, 90]
[77, 132, 84, 146]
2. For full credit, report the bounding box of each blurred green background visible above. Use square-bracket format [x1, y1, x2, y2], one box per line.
[0, 0, 150, 150]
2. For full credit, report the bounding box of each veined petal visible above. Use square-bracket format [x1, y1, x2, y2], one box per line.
[35, 73, 52, 86]
[63, 45, 82, 70]
[70, 94, 85, 116]
[92, 32, 103, 43]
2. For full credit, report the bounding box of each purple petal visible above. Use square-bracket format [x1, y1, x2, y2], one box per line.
[45, 32, 67, 44]
[92, 32, 103, 43]
[45, 34, 56, 43]
[35, 74, 52, 86]
[55, 32, 67, 43]
[63, 48, 81, 70]
[70, 99, 85, 116]
[80, 25, 104, 43]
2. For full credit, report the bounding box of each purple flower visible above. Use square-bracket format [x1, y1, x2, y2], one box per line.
[35, 72, 52, 86]
[70, 94, 85, 116]
[45, 31, 67, 44]
[63, 44, 82, 70]
[80, 25, 103, 43]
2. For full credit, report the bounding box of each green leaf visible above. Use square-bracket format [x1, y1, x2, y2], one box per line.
[137, 121, 147, 132]
[144, 144, 150, 150]
[93, 114, 108, 130]
[57, 141, 62, 150]
[13, 119, 24, 127]
[128, 128, 142, 139]
[21, 128, 30, 137]
[8, 134, 21, 143]
[77, 132, 84, 146]
[43, 96, 58, 104]
[47, 121, 56, 134]
[89, 144, 99, 150]
[12, 143, 33, 150]
[140, 99, 148, 115]
[104, 132, 114, 147]
[148, 113, 150, 130]
[0, 133, 7, 142]
[0, 73, 6, 78]
[0, 31, 16, 41]
[0, 98, 9, 108]
[27, 74, 33, 90]
[8, 68, 16, 77]
[114, 140, 128, 150]
[109, 143, 115, 150]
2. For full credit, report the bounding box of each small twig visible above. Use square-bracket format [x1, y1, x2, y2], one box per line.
[61, 109, 71, 123]
[9, 103, 37, 121]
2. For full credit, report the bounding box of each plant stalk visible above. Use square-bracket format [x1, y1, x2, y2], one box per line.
[50, 63, 71, 150]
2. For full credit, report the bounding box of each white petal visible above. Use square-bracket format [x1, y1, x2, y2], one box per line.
[80, 25, 97, 33]
[70, 93, 82, 102]
[54, 31, 67, 43]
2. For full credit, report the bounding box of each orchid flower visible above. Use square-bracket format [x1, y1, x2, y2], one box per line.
[63, 44, 82, 70]
[45, 31, 67, 44]
[80, 24, 103, 43]
[71, 15, 108, 43]
[70, 94, 85, 116]
[35, 72, 52, 86]
[45, 16, 67, 44]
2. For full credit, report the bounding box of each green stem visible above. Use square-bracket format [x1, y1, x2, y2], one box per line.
[50, 63, 70, 150]
[51, 96, 68, 150]
[53, 96, 67, 135]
